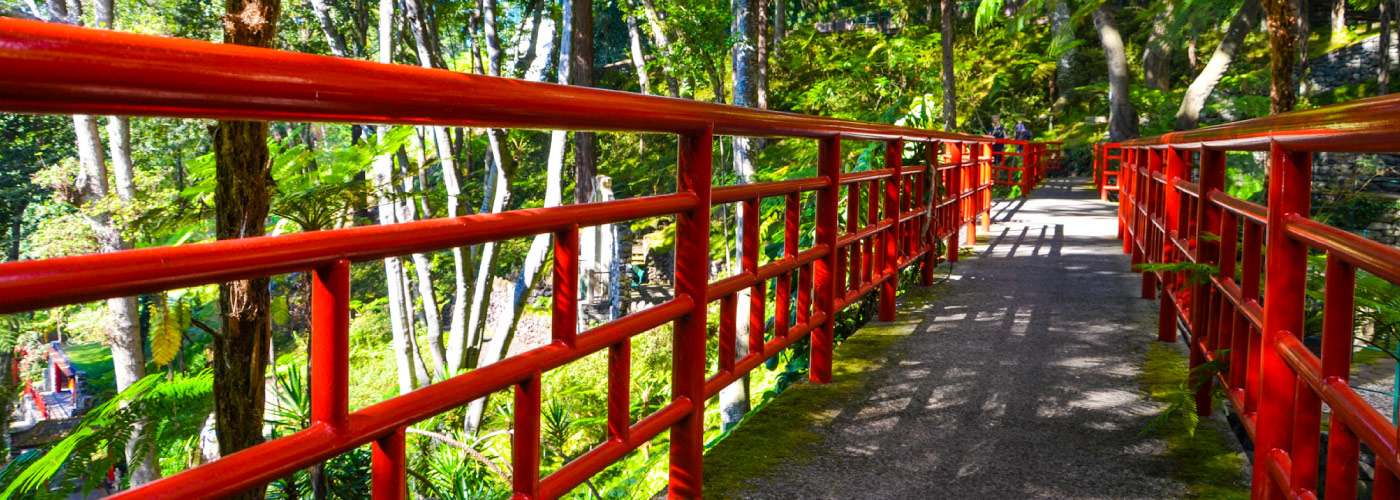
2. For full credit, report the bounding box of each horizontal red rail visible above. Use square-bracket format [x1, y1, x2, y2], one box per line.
[1116, 94, 1400, 500]
[0, 15, 1022, 500]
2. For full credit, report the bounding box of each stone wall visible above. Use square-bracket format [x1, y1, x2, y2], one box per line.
[1312, 152, 1400, 246]
[1301, 33, 1400, 95]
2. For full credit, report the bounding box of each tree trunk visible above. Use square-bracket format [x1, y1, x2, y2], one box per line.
[941, 0, 956, 131]
[625, 9, 651, 95]
[1331, 0, 1344, 39]
[464, 9, 566, 434]
[307, 0, 350, 57]
[775, 0, 785, 51]
[1050, 0, 1076, 104]
[572, 0, 597, 206]
[1296, 0, 1309, 67]
[1382, 1, 1392, 95]
[1142, 3, 1174, 91]
[1265, 0, 1301, 114]
[721, 0, 758, 431]
[1175, 0, 1263, 130]
[756, 0, 768, 110]
[1093, 4, 1139, 141]
[639, 0, 682, 98]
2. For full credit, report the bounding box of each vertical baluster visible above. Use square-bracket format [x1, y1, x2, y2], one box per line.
[743, 197, 765, 358]
[311, 259, 350, 431]
[1253, 143, 1311, 499]
[811, 135, 841, 384]
[1194, 150, 1225, 418]
[372, 427, 407, 500]
[719, 294, 736, 375]
[778, 193, 798, 338]
[847, 181, 861, 293]
[1159, 147, 1185, 343]
[1242, 222, 1264, 416]
[947, 143, 963, 264]
[555, 226, 579, 346]
[1321, 256, 1358, 500]
[669, 127, 712, 498]
[879, 139, 901, 322]
[513, 374, 541, 498]
[966, 144, 980, 246]
[921, 142, 939, 286]
[864, 178, 877, 286]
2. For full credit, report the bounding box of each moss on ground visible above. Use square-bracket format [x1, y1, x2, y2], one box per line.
[1141, 342, 1251, 500]
[700, 286, 941, 499]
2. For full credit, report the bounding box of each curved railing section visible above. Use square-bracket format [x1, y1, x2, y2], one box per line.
[0, 17, 1039, 500]
[1117, 93, 1400, 500]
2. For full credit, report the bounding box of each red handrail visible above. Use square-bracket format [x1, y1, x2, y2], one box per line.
[0, 17, 1014, 500]
[1118, 94, 1400, 500]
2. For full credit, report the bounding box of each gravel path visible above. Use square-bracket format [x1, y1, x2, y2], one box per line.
[726, 178, 1222, 499]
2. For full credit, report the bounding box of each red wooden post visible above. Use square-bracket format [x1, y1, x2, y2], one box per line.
[372, 427, 407, 500]
[668, 127, 712, 498]
[1320, 256, 1359, 500]
[513, 374, 542, 498]
[310, 259, 350, 431]
[811, 135, 841, 384]
[777, 193, 798, 337]
[965, 143, 980, 246]
[920, 141, 940, 286]
[1192, 150, 1225, 416]
[608, 338, 631, 445]
[879, 139, 901, 322]
[847, 178, 861, 293]
[555, 225, 579, 347]
[1141, 149, 1159, 300]
[1157, 147, 1185, 343]
[743, 197, 765, 356]
[1252, 142, 1311, 500]
[947, 143, 963, 263]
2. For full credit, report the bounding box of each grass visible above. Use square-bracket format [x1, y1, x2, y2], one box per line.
[1141, 342, 1251, 500]
[63, 342, 114, 394]
[700, 285, 941, 499]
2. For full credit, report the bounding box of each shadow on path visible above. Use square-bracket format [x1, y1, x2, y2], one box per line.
[709, 178, 1202, 499]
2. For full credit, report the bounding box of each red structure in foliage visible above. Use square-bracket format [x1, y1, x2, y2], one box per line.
[0, 17, 1062, 500]
[1112, 95, 1400, 500]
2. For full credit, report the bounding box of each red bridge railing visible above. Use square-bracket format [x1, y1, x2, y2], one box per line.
[1094, 142, 1123, 202]
[989, 139, 1056, 196]
[0, 18, 1021, 500]
[1117, 94, 1400, 500]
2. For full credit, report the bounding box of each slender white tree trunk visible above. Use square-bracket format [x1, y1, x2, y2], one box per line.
[626, 10, 651, 95]
[464, 10, 564, 434]
[720, 0, 758, 431]
[638, 0, 682, 98]
[374, 0, 417, 394]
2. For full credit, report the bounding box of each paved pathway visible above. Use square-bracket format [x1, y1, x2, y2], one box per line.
[722, 177, 1237, 499]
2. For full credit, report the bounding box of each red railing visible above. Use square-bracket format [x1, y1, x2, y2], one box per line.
[25, 379, 48, 419]
[1094, 142, 1123, 202]
[988, 139, 1053, 195]
[0, 18, 1011, 500]
[1117, 94, 1400, 500]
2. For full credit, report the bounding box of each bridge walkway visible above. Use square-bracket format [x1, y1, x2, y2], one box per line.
[706, 177, 1249, 499]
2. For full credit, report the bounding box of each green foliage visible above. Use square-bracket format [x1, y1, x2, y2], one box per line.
[1139, 344, 1250, 499]
[1132, 261, 1219, 287]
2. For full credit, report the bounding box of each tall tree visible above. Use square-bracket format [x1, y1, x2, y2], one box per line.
[1094, 3, 1139, 141]
[51, 0, 159, 486]
[625, 7, 652, 95]
[941, 0, 955, 131]
[1049, 0, 1076, 105]
[1331, 0, 1345, 39]
[721, 0, 758, 431]
[1382, 0, 1392, 95]
[1175, 0, 1264, 130]
[1142, 3, 1175, 91]
[211, 1, 282, 498]
[638, 0, 683, 98]
[572, 0, 597, 205]
[1265, 0, 1301, 114]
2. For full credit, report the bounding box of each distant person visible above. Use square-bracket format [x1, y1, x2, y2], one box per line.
[989, 116, 1006, 154]
[1015, 121, 1032, 141]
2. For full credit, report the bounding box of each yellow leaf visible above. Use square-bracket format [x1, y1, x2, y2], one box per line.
[152, 296, 182, 366]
